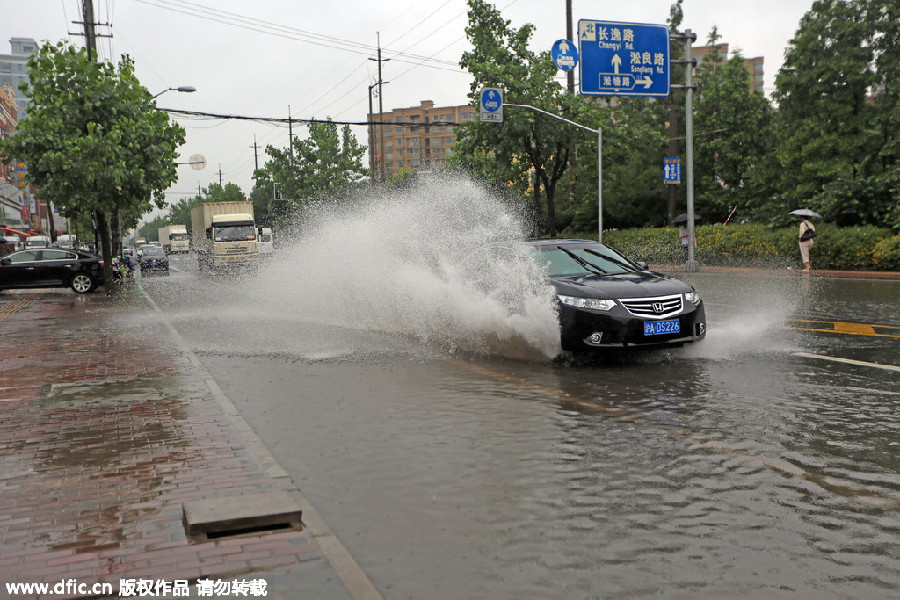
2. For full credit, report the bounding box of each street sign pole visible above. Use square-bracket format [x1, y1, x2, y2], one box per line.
[671, 29, 699, 272]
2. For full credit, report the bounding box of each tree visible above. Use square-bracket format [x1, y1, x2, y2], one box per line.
[252, 119, 367, 225]
[773, 0, 877, 213]
[0, 41, 184, 292]
[138, 215, 168, 242]
[693, 51, 775, 223]
[456, 0, 575, 236]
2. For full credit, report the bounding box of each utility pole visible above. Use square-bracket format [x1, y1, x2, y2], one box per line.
[671, 29, 699, 272]
[251, 135, 259, 173]
[565, 0, 576, 206]
[217, 164, 223, 186]
[369, 33, 390, 182]
[367, 84, 376, 179]
[287, 106, 294, 166]
[82, 0, 97, 59]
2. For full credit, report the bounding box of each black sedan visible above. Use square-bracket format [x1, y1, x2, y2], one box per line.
[531, 239, 706, 351]
[138, 245, 169, 275]
[0, 249, 104, 294]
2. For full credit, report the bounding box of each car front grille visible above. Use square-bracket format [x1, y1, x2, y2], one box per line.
[619, 294, 683, 318]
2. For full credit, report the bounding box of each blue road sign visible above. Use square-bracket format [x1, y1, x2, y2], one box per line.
[552, 39, 578, 72]
[480, 88, 502, 112]
[664, 157, 681, 184]
[578, 20, 670, 97]
[479, 87, 503, 122]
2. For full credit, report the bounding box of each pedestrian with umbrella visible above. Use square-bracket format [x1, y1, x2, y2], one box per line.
[790, 209, 821, 272]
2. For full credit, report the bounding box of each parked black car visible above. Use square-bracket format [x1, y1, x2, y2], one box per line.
[530, 239, 706, 351]
[0, 248, 104, 294]
[138, 245, 169, 275]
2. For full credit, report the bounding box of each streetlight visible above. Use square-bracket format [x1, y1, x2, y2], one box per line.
[152, 85, 197, 99]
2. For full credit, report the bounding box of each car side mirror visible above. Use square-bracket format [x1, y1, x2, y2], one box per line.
[635, 261, 649, 271]
[0, 257, 10, 265]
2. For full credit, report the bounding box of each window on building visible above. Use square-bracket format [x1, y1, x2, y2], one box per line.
[397, 160, 404, 167]
[409, 148, 420, 157]
[445, 136, 454, 144]
[433, 137, 442, 147]
[385, 152, 393, 160]
[407, 138, 420, 147]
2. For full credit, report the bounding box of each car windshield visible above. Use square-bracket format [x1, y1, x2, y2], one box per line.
[170, 233, 190, 241]
[214, 225, 256, 242]
[531, 244, 640, 277]
[141, 247, 165, 257]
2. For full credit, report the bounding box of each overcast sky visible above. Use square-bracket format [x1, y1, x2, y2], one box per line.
[3, 0, 813, 209]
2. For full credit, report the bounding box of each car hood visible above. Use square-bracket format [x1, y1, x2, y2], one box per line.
[549, 271, 692, 299]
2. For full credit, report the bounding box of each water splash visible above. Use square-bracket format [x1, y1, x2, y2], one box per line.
[251, 174, 562, 360]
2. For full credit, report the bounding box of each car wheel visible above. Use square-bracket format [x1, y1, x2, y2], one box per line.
[70, 273, 95, 294]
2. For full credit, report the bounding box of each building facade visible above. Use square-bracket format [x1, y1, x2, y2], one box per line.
[368, 100, 477, 179]
[692, 43, 764, 94]
[0, 38, 38, 119]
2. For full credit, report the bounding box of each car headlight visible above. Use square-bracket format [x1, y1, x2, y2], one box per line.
[558, 294, 616, 311]
[684, 289, 702, 306]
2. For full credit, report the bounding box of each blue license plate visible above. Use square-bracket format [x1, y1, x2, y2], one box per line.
[644, 319, 680, 336]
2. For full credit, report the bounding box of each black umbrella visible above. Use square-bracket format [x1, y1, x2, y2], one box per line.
[671, 213, 701, 225]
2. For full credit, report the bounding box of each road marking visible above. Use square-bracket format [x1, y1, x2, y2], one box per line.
[792, 351, 900, 373]
[788, 319, 900, 338]
[449, 358, 900, 511]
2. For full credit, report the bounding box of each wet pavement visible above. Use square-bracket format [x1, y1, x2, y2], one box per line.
[2, 260, 899, 600]
[0, 288, 347, 599]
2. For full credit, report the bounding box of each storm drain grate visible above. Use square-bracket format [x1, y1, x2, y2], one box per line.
[183, 491, 302, 542]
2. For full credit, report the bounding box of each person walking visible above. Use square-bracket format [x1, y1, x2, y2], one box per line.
[798, 216, 816, 271]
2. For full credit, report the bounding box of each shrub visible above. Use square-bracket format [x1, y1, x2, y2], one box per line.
[581, 223, 898, 271]
[873, 235, 900, 271]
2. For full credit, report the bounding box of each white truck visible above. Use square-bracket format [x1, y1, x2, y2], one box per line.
[191, 201, 258, 271]
[158, 224, 190, 254]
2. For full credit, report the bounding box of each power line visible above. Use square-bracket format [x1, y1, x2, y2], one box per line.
[132, 0, 463, 69]
[160, 108, 460, 128]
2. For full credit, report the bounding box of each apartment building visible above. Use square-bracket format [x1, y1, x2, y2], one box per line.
[367, 100, 478, 179]
[0, 38, 38, 119]
[693, 43, 765, 94]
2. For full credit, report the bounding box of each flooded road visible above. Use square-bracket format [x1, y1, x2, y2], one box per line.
[141, 253, 900, 600]
[133, 179, 897, 599]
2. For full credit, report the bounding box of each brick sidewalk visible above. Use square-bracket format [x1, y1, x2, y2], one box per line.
[0, 290, 319, 599]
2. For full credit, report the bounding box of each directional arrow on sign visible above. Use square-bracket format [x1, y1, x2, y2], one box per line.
[637, 76, 654, 88]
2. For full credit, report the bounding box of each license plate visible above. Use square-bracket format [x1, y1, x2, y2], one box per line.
[644, 319, 680, 336]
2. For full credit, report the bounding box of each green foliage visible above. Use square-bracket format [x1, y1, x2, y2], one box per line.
[252, 119, 367, 224]
[872, 235, 900, 271]
[0, 41, 184, 285]
[694, 55, 776, 222]
[138, 215, 168, 242]
[0, 42, 184, 221]
[457, 0, 576, 236]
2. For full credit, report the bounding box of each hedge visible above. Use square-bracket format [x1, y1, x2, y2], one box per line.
[594, 224, 900, 271]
